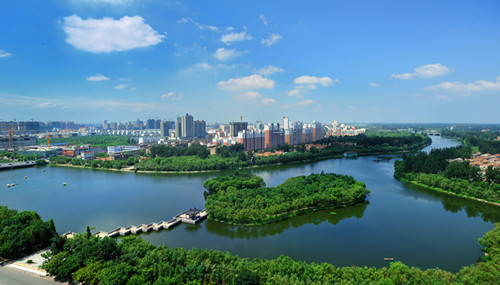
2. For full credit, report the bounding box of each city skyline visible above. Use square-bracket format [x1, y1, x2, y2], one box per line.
[1, 0, 499, 123]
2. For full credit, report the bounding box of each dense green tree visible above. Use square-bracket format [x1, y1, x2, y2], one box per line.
[0, 206, 57, 259]
[204, 173, 369, 224]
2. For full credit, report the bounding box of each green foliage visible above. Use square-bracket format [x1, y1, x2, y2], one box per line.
[204, 173, 369, 224]
[442, 129, 500, 154]
[0, 206, 57, 259]
[132, 133, 431, 172]
[37, 223, 500, 285]
[150, 144, 210, 159]
[394, 143, 500, 203]
[409, 173, 500, 203]
[35, 159, 48, 166]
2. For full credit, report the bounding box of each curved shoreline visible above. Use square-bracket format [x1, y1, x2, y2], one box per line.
[399, 178, 500, 207]
[208, 202, 369, 226]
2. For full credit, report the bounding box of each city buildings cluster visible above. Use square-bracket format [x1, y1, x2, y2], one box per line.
[210, 117, 365, 152]
[103, 113, 206, 140]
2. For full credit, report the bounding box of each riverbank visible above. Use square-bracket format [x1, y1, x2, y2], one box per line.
[49, 141, 431, 175]
[399, 178, 500, 207]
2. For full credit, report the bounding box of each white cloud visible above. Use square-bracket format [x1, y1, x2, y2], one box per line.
[179, 62, 213, 74]
[218, 74, 275, 90]
[118, 78, 130, 81]
[1, 94, 172, 113]
[221, 31, 252, 45]
[62, 15, 165, 53]
[241, 91, 262, 99]
[194, 62, 212, 70]
[0, 50, 12, 58]
[260, 14, 268, 25]
[288, 89, 303, 97]
[434, 94, 451, 100]
[289, 76, 337, 97]
[262, 98, 275, 105]
[213, 48, 243, 61]
[391, 63, 452, 80]
[287, 84, 318, 97]
[415, 64, 452, 78]
[261, 33, 282, 47]
[368, 82, 380, 87]
[114, 84, 127, 89]
[296, 99, 315, 106]
[426, 76, 500, 93]
[294, 75, 339, 87]
[86, 74, 110, 81]
[161, 92, 183, 101]
[391, 73, 415, 80]
[255, 65, 284, 76]
[178, 17, 219, 32]
[235, 91, 275, 105]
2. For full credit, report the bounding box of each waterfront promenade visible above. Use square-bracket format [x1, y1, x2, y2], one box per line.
[0, 161, 35, 171]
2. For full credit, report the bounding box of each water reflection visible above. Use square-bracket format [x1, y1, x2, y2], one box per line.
[403, 182, 500, 223]
[205, 203, 368, 239]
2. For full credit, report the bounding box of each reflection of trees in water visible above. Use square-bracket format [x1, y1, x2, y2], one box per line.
[440, 198, 500, 223]
[205, 203, 368, 239]
[404, 182, 500, 223]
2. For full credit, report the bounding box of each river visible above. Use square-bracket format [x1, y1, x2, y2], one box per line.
[1, 136, 499, 272]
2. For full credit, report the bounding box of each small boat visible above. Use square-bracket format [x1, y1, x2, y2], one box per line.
[63, 182, 66, 186]
[6, 184, 10, 188]
[24, 176, 27, 179]
[42, 169, 45, 172]
[384, 258, 394, 261]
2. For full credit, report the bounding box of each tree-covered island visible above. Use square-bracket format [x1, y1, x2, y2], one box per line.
[203, 172, 370, 225]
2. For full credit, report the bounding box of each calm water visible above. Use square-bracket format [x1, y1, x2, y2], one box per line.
[1, 136, 498, 272]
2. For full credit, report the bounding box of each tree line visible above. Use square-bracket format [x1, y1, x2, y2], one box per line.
[441, 129, 500, 154]
[203, 172, 370, 225]
[394, 145, 500, 203]
[134, 133, 432, 172]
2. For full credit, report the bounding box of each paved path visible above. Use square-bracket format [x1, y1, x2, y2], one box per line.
[0, 249, 67, 285]
[0, 266, 63, 285]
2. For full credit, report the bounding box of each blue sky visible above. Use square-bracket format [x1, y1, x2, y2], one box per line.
[1, 0, 499, 124]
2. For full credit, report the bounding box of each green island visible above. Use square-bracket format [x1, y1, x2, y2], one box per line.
[394, 130, 500, 205]
[203, 172, 369, 225]
[0, 205, 498, 284]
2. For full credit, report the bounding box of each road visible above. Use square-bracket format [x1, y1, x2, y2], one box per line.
[0, 265, 64, 285]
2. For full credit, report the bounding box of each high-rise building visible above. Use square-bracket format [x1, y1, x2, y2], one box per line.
[181, 113, 194, 138]
[230, 122, 248, 137]
[264, 123, 282, 149]
[146, 119, 155, 129]
[155, 119, 161, 129]
[194, 120, 206, 138]
[160, 121, 169, 137]
[283, 117, 289, 130]
[255, 120, 264, 130]
[103, 120, 108, 130]
[175, 120, 181, 138]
